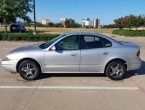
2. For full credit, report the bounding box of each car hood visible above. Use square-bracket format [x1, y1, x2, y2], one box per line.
[8, 44, 41, 54]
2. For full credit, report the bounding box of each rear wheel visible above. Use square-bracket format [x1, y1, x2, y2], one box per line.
[18, 60, 40, 81]
[105, 61, 126, 80]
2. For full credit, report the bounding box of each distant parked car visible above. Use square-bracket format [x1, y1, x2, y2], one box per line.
[10, 24, 26, 32]
[1, 32, 142, 81]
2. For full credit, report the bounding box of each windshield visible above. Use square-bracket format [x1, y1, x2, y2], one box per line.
[39, 34, 66, 49]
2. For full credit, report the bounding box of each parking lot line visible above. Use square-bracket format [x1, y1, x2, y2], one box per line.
[0, 86, 139, 90]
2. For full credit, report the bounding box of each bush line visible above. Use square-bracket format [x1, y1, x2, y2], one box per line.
[0, 33, 59, 41]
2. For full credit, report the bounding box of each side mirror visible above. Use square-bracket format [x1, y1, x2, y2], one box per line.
[50, 46, 56, 51]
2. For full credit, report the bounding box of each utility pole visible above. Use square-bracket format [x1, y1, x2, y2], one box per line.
[33, 0, 36, 35]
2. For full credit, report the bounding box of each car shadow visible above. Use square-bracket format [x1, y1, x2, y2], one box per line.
[38, 61, 145, 80]
[38, 73, 106, 80]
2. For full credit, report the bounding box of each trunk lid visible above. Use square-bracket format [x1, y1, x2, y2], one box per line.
[120, 41, 139, 49]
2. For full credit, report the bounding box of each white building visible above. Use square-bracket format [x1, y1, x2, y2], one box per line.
[82, 18, 100, 28]
[82, 18, 90, 28]
[42, 19, 51, 25]
[91, 19, 100, 28]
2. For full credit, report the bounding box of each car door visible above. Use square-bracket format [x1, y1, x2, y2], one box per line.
[44, 35, 81, 73]
[80, 35, 112, 72]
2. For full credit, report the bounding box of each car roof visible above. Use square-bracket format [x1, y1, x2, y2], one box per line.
[63, 32, 122, 46]
[64, 32, 111, 40]
[65, 32, 98, 36]
[11, 24, 24, 26]
[64, 32, 112, 38]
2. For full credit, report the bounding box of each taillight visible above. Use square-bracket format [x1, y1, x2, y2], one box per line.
[136, 50, 140, 57]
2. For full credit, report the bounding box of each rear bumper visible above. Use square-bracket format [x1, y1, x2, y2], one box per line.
[127, 58, 142, 71]
[0, 59, 18, 73]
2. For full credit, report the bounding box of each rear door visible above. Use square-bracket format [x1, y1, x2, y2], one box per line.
[80, 35, 112, 72]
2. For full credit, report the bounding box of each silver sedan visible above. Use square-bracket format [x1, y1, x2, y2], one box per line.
[1, 32, 142, 80]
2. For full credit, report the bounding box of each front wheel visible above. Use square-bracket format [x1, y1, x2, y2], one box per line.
[18, 60, 40, 81]
[105, 61, 126, 80]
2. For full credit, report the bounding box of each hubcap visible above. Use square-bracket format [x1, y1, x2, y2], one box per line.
[21, 63, 36, 78]
[109, 63, 124, 78]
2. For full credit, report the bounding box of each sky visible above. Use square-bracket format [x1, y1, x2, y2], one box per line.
[30, 0, 145, 25]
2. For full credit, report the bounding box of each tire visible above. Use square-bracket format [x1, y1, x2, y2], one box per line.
[18, 60, 40, 81]
[105, 61, 126, 80]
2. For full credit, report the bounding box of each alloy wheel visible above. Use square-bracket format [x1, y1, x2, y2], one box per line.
[21, 63, 37, 79]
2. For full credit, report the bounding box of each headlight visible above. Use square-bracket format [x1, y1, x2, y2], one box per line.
[4, 57, 11, 61]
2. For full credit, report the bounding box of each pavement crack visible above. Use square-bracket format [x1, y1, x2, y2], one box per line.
[22, 80, 41, 110]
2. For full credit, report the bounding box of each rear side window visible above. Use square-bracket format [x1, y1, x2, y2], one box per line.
[81, 36, 112, 49]
[102, 38, 112, 47]
[82, 36, 104, 49]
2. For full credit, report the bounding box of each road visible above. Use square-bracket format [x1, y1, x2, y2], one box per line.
[0, 36, 145, 110]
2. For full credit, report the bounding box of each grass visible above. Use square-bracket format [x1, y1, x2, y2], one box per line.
[112, 29, 145, 37]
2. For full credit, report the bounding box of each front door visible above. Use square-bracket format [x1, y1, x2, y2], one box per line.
[44, 35, 80, 73]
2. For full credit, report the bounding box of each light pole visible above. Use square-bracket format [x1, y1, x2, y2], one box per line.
[33, 0, 36, 35]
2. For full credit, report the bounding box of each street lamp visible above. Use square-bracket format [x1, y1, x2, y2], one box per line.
[33, 0, 36, 35]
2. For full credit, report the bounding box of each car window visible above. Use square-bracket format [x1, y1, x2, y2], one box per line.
[55, 35, 80, 50]
[102, 38, 112, 47]
[19, 25, 23, 29]
[82, 36, 104, 49]
[12, 25, 18, 28]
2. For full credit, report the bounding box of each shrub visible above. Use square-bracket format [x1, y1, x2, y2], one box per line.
[39, 34, 59, 41]
[2, 34, 8, 40]
[112, 30, 145, 37]
[0, 33, 2, 40]
[0, 33, 59, 41]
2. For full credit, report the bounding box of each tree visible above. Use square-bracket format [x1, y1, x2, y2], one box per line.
[47, 22, 54, 27]
[65, 22, 81, 28]
[143, 15, 145, 30]
[0, 17, 3, 23]
[138, 15, 145, 30]
[102, 24, 117, 28]
[114, 15, 145, 30]
[114, 17, 125, 30]
[53, 23, 63, 28]
[0, 0, 33, 33]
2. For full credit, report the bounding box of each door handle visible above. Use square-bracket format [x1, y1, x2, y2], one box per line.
[103, 52, 109, 55]
[71, 53, 78, 57]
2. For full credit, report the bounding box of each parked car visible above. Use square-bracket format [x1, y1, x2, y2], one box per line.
[10, 24, 26, 32]
[1, 32, 142, 80]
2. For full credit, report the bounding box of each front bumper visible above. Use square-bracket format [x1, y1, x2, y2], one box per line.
[0, 59, 18, 73]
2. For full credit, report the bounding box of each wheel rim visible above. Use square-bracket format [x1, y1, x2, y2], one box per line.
[21, 63, 36, 78]
[109, 63, 124, 79]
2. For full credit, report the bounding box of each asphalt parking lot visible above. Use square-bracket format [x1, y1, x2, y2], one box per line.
[0, 36, 145, 110]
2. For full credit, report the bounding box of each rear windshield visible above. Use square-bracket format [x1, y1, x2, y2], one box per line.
[11, 25, 18, 27]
